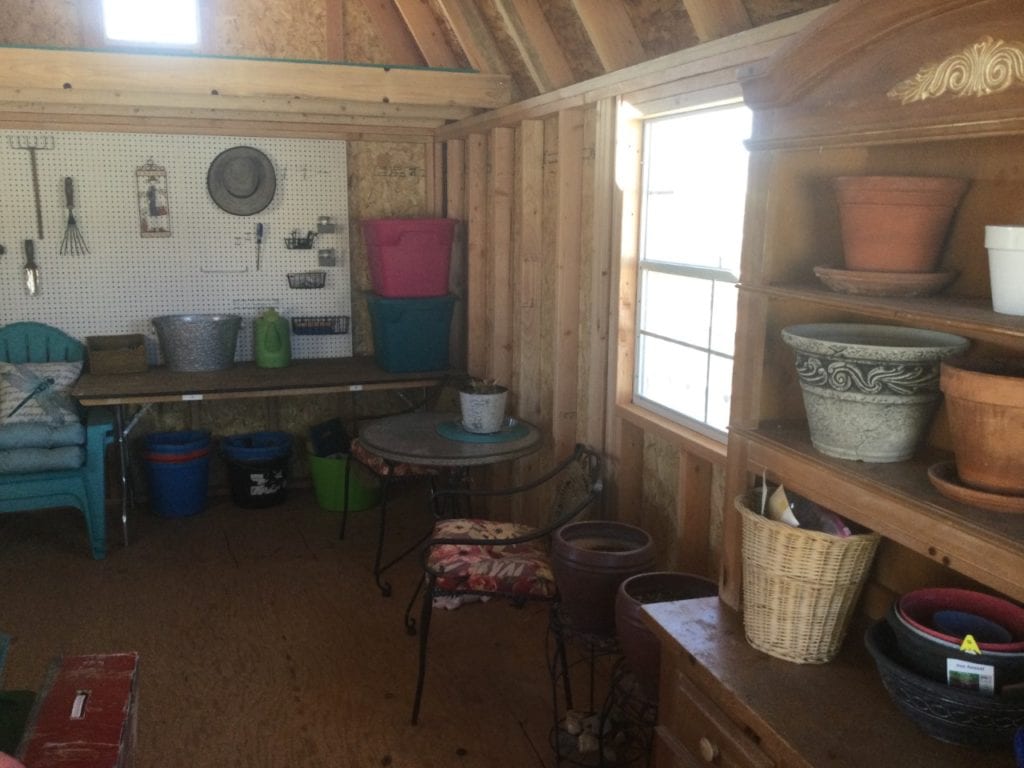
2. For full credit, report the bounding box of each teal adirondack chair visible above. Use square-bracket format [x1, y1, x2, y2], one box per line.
[0, 322, 113, 559]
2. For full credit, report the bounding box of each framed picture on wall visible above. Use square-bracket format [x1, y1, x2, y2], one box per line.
[136, 160, 171, 237]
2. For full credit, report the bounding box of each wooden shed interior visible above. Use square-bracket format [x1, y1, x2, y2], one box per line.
[2, 0, 1024, 766]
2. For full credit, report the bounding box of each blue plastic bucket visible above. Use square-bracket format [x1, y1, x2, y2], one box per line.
[221, 431, 292, 462]
[145, 453, 210, 517]
[144, 430, 211, 455]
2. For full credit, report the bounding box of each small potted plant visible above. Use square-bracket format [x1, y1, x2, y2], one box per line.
[458, 376, 508, 434]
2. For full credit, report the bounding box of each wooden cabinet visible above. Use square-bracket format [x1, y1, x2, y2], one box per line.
[646, 1, 1024, 766]
[644, 598, 1007, 768]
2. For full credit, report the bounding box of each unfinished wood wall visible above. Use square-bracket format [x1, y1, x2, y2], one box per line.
[1, 0, 824, 566]
[439, 11, 827, 575]
[441, 105, 718, 573]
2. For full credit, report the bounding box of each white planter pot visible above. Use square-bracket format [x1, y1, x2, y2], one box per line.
[458, 387, 508, 433]
[985, 225, 1024, 316]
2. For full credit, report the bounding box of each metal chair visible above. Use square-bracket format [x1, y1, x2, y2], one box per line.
[0, 322, 114, 559]
[340, 437, 439, 597]
[407, 443, 603, 724]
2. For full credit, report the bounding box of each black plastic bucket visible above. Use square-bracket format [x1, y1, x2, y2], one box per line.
[224, 455, 290, 508]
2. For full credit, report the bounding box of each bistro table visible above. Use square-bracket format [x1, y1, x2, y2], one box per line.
[357, 410, 541, 467]
[354, 410, 542, 597]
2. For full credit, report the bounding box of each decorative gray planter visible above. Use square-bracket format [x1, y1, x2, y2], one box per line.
[781, 323, 969, 462]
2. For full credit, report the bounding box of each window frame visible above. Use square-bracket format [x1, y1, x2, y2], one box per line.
[97, 0, 204, 52]
[614, 80, 754, 460]
[632, 101, 751, 443]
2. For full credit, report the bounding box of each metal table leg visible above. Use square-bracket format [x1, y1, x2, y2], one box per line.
[114, 403, 151, 547]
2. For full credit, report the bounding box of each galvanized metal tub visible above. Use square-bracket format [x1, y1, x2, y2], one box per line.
[152, 314, 242, 372]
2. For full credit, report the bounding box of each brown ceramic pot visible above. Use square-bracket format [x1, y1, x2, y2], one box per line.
[834, 175, 969, 273]
[615, 572, 718, 702]
[940, 357, 1024, 494]
[551, 521, 655, 637]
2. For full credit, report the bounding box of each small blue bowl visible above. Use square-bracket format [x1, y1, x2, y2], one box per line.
[933, 610, 1013, 645]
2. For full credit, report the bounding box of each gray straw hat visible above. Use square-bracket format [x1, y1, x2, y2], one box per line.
[207, 146, 276, 216]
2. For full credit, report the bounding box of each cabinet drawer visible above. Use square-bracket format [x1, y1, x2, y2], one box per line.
[654, 726, 701, 768]
[661, 655, 773, 768]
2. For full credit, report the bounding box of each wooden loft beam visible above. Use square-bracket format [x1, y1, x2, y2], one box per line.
[571, 0, 646, 72]
[0, 97, 453, 130]
[435, 0, 510, 75]
[0, 86, 476, 122]
[681, 0, 752, 42]
[0, 111, 436, 143]
[393, 0, 461, 69]
[437, 9, 825, 137]
[0, 47, 512, 114]
[493, 0, 575, 92]
[359, 0, 425, 66]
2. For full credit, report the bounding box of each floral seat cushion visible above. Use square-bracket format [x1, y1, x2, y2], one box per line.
[350, 438, 439, 478]
[428, 518, 556, 600]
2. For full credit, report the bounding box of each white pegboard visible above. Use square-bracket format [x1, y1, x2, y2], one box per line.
[0, 130, 352, 362]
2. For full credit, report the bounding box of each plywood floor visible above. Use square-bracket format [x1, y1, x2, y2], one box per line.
[0, 485, 565, 767]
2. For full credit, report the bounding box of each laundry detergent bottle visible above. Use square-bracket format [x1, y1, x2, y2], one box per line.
[254, 308, 291, 368]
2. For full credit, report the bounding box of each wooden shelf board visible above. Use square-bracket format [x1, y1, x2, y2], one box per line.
[744, 284, 1024, 348]
[733, 424, 1024, 602]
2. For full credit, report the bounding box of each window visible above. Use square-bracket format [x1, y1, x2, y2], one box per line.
[633, 103, 752, 437]
[102, 0, 199, 47]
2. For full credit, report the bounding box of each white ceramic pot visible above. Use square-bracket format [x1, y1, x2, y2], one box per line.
[458, 386, 508, 433]
[781, 324, 969, 462]
[984, 225, 1024, 315]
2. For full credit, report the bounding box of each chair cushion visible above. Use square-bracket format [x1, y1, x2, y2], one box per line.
[0, 361, 82, 426]
[0, 446, 85, 474]
[350, 438, 438, 478]
[0, 422, 85, 449]
[428, 518, 557, 600]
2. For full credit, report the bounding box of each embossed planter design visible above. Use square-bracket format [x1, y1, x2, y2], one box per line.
[782, 324, 969, 462]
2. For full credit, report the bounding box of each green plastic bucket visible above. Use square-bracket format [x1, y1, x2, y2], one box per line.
[309, 453, 381, 512]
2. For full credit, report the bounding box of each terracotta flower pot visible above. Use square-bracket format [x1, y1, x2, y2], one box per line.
[834, 175, 969, 272]
[940, 357, 1024, 494]
[551, 521, 655, 636]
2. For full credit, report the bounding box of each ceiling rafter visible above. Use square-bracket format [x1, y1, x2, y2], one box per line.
[493, 0, 575, 92]
[570, 0, 646, 73]
[680, 0, 753, 42]
[359, 0, 425, 66]
[324, 0, 346, 61]
[393, 0, 461, 68]
[434, 0, 509, 75]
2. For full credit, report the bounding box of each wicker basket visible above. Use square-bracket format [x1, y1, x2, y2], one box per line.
[736, 490, 880, 664]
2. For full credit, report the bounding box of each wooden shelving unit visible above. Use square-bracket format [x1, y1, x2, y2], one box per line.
[650, 1, 1024, 765]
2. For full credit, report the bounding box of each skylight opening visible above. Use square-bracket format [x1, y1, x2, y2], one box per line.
[102, 0, 200, 47]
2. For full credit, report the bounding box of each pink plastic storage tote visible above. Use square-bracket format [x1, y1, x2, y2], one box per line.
[363, 218, 456, 298]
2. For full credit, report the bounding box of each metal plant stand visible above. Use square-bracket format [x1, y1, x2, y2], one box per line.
[547, 604, 656, 767]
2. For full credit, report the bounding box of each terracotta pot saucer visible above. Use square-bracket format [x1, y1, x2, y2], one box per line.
[814, 265, 957, 297]
[927, 461, 1024, 514]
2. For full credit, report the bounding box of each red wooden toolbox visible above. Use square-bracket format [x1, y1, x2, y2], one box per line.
[16, 653, 139, 768]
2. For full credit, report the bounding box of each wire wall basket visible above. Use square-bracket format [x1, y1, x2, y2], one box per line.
[291, 316, 349, 335]
[286, 270, 326, 289]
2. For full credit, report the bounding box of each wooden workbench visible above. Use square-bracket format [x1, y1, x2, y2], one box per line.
[72, 355, 454, 406]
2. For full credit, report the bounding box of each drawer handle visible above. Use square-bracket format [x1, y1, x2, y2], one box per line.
[699, 736, 720, 763]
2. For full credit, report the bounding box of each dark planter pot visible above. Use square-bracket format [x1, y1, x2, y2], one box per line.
[551, 521, 655, 637]
[615, 572, 718, 701]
